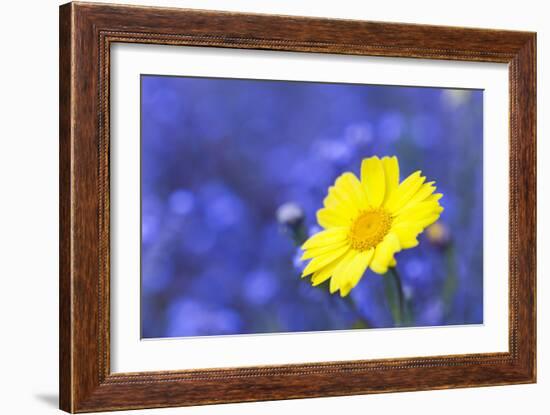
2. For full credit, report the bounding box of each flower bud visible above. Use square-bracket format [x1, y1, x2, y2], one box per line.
[276, 202, 305, 229]
[426, 222, 451, 248]
[276, 202, 307, 245]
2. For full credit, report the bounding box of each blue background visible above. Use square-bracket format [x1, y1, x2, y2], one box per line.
[141, 75, 483, 338]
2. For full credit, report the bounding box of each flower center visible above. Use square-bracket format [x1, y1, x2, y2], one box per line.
[348, 209, 392, 251]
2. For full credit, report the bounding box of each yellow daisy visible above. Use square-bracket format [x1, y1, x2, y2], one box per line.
[301, 156, 443, 297]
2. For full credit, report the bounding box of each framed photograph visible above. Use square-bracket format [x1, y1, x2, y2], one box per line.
[59, 2, 536, 412]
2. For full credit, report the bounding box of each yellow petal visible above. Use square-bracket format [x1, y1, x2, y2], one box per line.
[426, 193, 443, 203]
[301, 227, 347, 250]
[324, 185, 351, 209]
[385, 171, 426, 213]
[334, 174, 358, 203]
[301, 240, 348, 260]
[311, 260, 339, 286]
[393, 200, 443, 226]
[416, 214, 442, 228]
[391, 223, 422, 249]
[338, 249, 375, 297]
[381, 156, 399, 203]
[301, 245, 349, 277]
[318, 204, 351, 220]
[341, 172, 369, 210]
[393, 182, 436, 215]
[329, 250, 357, 294]
[361, 156, 386, 208]
[369, 233, 401, 274]
[323, 194, 357, 220]
[316, 208, 352, 229]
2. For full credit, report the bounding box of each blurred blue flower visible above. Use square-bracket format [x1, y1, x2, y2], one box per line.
[141, 81, 185, 126]
[180, 219, 217, 255]
[418, 300, 444, 326]
[411, 113, 442, 149]
[200, 182, 246, 230]
[313, 138, 352, 165]
[243, 269, 279, 306]
[405, 258, 429, 281]
[142, 195, 163, 245]
[142, 256, 174, 294]
[344, 121, 373, 147]
[377, 111, 403, 142]
[142, 214, 160, 246]
[166, 299, 243, 337]
[168, 189, 195, 216]
[206, 195, 244, 229]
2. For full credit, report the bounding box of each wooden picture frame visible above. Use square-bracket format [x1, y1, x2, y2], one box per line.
[59, 2, 536, 412]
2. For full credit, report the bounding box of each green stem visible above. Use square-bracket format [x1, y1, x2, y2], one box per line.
[290, 222, 308, 247]
[390, 268, 406, 322]
[442, 243, 458, 319]
[385, 267, 409, 326]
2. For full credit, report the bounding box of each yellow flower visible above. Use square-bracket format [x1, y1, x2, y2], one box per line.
[301, 156, 443, 297]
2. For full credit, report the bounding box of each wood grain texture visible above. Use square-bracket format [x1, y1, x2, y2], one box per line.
[59, 2, 537, 412]
[59, 3, 73, 411]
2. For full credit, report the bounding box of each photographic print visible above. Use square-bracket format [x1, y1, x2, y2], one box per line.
[140, 75, 483, 339]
